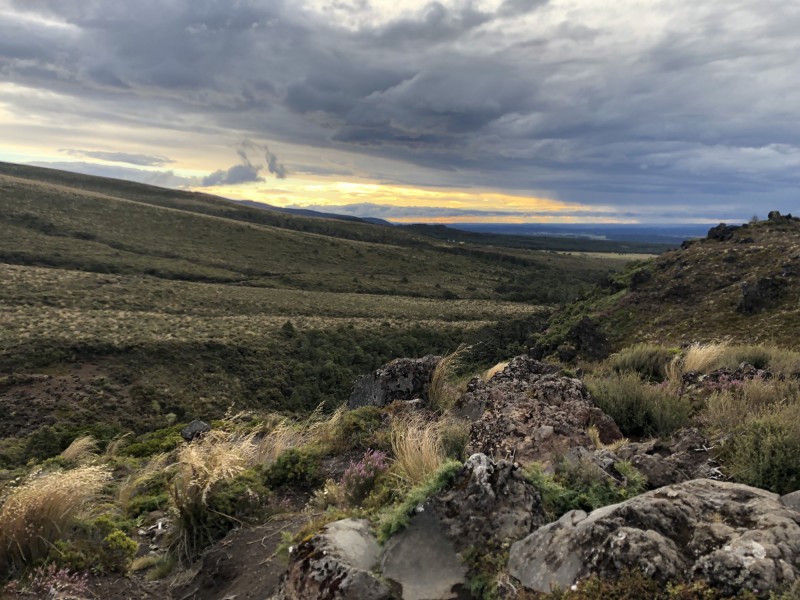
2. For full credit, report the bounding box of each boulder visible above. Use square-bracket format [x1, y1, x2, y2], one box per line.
[181, 419, 211, 442]
[273, 519, 393, 600]
[348, 356, 441, 409]
[380, 510, 467, 600]
[381, 454, 544, 599]
[509, 479, 800, 597]
[458, 356, 622, 467]
[613, 428, 718, 489]
[782, 491, 800, 513]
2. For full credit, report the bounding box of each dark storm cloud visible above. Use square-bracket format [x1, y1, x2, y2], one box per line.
[3, 0, 800, 217]
[61, 149, 173, 166]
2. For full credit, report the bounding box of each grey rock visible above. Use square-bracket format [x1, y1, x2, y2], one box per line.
[509, 479, 800, 597]
[781, 490, 800, 513]
[273, 519, 393, 600]
[348, 356, 441, 409]
[614, 428, 717, 489]
[181, 419, 211, 442]
[459, 356, 622, 467]
[429, 453, 547, 551]
[381, 510, 467, 600]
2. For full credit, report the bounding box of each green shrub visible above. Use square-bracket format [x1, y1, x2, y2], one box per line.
[525, 459, 646, 520]
[718, 403, 800, 494]
[265, 448, 321, 490]
[609, 344, 672, 381]
[122, 425, 185, 458]
[329, 406, 387, 453]
[586, 373, 691, 437]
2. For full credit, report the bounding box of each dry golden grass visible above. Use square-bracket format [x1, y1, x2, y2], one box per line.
[254, 404, 345, 465]
[105, 433, 133, 457]
[0, 466, 109, 574]
[482, 361, 509, 381]
[428, 346, 470, 412]
[682, 341, 729, 374]
[60, 435, 98, 463]
[703, 379, 800, 433]
[169, 430, 258, 560]
[586, 425, 629, 452]
[390, 415, 445, 486]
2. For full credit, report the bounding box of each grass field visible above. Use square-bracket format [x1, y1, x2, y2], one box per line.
[0, 163, 647, 467]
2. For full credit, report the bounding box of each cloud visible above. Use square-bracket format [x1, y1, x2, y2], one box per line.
[29, 161, 198, 187]
[3, 0, 800, 218]
[60, 149, 173, 166]
[200, 140, 287, 187]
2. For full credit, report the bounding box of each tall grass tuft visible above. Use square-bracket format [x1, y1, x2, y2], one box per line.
[0, 466, 109, 575]
[428, 346, 469, 413]
[681, 341, 729, 374]
[391, 415, 445, 486]
[482, 361, 509, 382]
[60, 435, 98, 463]
[168, 431, 257, 560]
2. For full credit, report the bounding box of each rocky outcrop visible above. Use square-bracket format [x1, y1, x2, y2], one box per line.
[273, 519, 394, 600]
[707, 223, 740, 242]
[509, 479, 800, 597]
[381, 453, 544, 599]
[739, 276, 788, 314]
[348, 356, 441, 409]
[614, 428, 718, 489]
[458, 356, 622, 467]
[181, 419, 211, 442]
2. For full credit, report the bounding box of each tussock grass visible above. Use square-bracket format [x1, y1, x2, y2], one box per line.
[482, 361, 509, 381]
[390, 415, 445, 486]
[60, 435, 98, 463]
[168, 431, 257, 560]
[0, 466, 109, 574]
[117, 452, 170, 509]
[428, 346, 469, 413]
[681, 341, 729, 374]
[105, 433, 133, 457]
[586, 425, 629, 452]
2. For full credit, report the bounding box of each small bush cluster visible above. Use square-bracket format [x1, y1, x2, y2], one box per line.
[585, 373, 691, 437]
[525, 459, 646, 520]
[609, 343, 673, 381]
[341, 449, 389, 505]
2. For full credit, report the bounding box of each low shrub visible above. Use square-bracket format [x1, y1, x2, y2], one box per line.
[585, 373, 691, 438]
[264, 447, 321, 490]
[609, 344, 672, 381]
[525, 459, 646, 520]
[718, 403, 800, 494]
[341, 449, 389, 506]
[327, 406, 388, 453]
[438, 418, 471, 461]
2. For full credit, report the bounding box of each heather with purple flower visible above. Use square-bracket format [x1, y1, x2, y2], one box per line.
[341, 449, 389, 505]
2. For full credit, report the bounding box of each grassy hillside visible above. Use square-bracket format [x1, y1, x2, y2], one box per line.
[538, 214, 800, 355]
[0, 163, 641, 467]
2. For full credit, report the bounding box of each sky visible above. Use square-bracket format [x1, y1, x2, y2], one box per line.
[1, 0, 798, 224]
